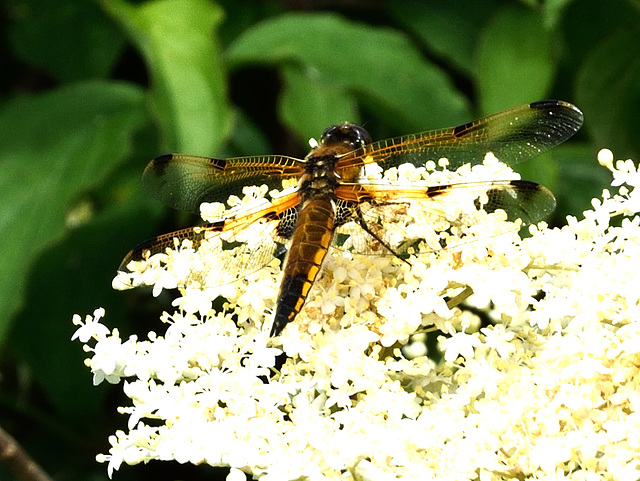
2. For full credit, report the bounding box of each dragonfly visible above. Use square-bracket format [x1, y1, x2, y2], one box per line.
[117, 100, 583, 336]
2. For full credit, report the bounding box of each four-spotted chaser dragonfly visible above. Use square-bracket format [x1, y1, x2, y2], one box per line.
[117, 100, 583, 336]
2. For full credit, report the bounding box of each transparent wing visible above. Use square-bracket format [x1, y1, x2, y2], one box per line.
[116, 192, 301, 289]
[332, 179, 554, 256]
[336, 100, 583, 173]
[142, 153, 305, 213]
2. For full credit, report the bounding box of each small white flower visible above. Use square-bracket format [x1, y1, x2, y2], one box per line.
[171, 287, 214, 316]
[480, 324, 516, 358]
[226, 468, 246, 481]
[71, 308, 109, 342]
[440, 330, 481, 362]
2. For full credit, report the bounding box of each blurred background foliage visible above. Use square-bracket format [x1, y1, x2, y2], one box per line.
[0, 0, 639, 479]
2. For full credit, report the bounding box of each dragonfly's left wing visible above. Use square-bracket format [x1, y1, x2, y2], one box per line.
[142, 153, 305, 213]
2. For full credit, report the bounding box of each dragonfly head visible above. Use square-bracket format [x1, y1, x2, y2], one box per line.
[320, 122, 372, 152]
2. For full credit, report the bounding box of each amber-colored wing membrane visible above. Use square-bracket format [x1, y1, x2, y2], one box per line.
[141, 153, 305, 213]
[336, 100, 583, 171]
[117, 191, 301, 287]
[332, 179, 554, 256]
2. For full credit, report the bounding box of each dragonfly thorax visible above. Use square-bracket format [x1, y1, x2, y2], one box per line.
[299, 150, 341, 201]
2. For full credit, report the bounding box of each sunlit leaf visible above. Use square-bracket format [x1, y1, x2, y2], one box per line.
[105, 0, 231, 155]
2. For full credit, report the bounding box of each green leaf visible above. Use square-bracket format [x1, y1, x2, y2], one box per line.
[386, 0, 501, 76]
[227, 12, 470, 139]
[0, 81, 146, 342]
[226, 109, 273, 157]
[553, 144, 611, 221]
[7, 0, 125, 81]
[575, 28, 640, 161]
[476, 5, 555, 114]
[561, 0, 640, 76]
[105, 0, 231, 155]
[541, 0, 577, 29]
[279, 65, 359, 144]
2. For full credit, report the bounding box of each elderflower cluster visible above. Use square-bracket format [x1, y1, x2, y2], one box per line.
[73, 149, 640, 480]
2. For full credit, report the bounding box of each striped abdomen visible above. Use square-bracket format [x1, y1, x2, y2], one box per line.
[271, 195, 335, 336]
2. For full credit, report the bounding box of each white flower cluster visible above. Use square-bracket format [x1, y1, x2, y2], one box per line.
[73, 150, 640, 480]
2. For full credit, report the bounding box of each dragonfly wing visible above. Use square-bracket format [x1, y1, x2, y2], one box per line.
[336, 100, 583, 172]
[117, 192, 302, 289]
[142, 154, 305, 213]
[332, 179, 554, 256]
[117, 217, 291, 290]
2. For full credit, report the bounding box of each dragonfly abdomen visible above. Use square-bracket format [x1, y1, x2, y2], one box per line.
[271, 196, 336, 336]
